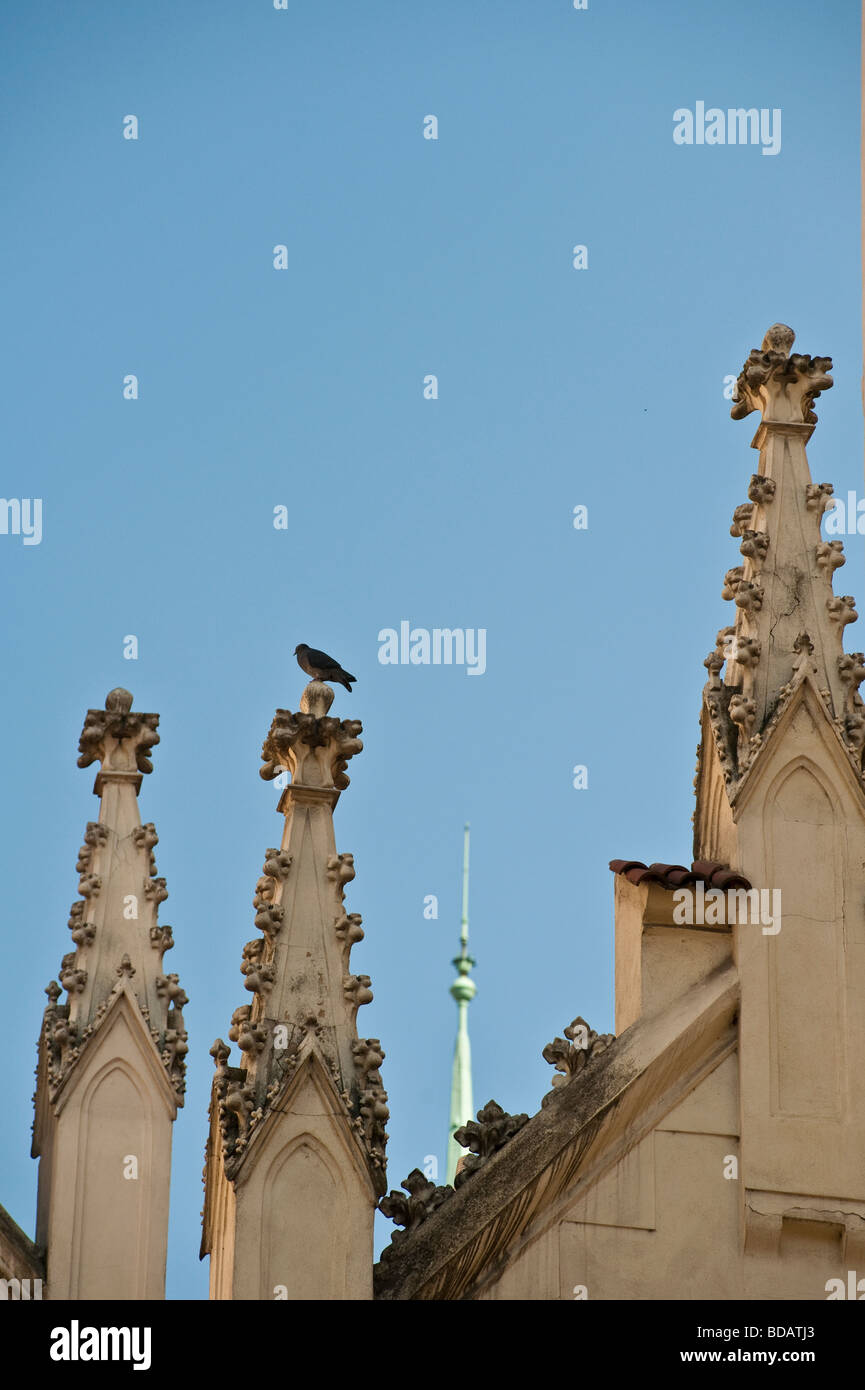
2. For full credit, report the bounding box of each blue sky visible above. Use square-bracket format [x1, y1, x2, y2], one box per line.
[0, 0, 860, 1298]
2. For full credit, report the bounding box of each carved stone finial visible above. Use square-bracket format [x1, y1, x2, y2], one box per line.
[77, 692, 160, 777]
[299, 680, 335, 718]
[731, 326, 833, 426]
[704, 650, 724, 690]
[105, 688, 134, 715]
[259, 709, 363, 790]
[760, 323, 796, 356]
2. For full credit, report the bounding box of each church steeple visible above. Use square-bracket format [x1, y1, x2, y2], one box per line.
[202, 678, 387, 1300]
[32, 688, 186, 1299]
[446, 824, 476, 1186]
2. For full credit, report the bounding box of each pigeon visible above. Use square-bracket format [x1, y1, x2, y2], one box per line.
[294, 643, 356, 693]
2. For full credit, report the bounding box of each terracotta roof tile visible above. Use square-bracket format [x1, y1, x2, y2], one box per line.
[609, 858, 752, 891]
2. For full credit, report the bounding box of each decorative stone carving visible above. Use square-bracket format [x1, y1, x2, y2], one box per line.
[729, 503, 755, 537]
[76, 822, 108, 872]
[150, 922, 174, 953]
[155, 972, 188, 1007]
[703, 651, 724, 690]
[542, 1017, 614, 1106]
[352, 1037, 389, 1174]
[792, 633, 816, 675]
[728, 635, 761, 669]
[241, 943, 275, 996]
[729, 693, 757, 744]
[143, 876, 168, 904]
[132, 823, 159, 875]
[731, 325, 833, 426]
[806, 482, 835, 514]
[77, 690, 160, 776]
[327, 852, 356, 900]
[299, 680, 335, 718]
[748, 475, 776, 505]
[228, 1004, 267, 1056]
[259, 709, 363, 791]
[77, 873, 101, 900]
[721, 567, 744, 601]
[210, 1038, 255, 1153]
[253, 897, 284, 936]
[816, 540, 845, 575]
[257, 849, 292, 901]
[343, 973, 373, 1012]
[335, 911, 364, 947]
[133, 822, 159, 851]
[453, 1100, 529, 1189]
[162, 1019, 189, 1087]
[378, 1169, 452, 1253]
[59, 953, 87, 994]
[838, 652, 865, 704]
[116, 954, 136, 978]
[734, 580, 763, 614]
[70, 919, 96, 948]
[828, 595, 858, 627]
[703, 682, 739, 787]
[739, 529, 769, 564]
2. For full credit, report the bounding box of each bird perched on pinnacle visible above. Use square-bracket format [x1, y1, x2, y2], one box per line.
[295, 643, 357, 692]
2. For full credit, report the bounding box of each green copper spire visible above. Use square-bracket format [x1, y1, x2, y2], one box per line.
[446, 823, 477, 1186]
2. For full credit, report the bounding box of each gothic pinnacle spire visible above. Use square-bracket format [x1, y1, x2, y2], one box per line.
[32, 689, 185, 1298]
[202, 676, 387, 1299]
[446, 824, 476, 1186]
[37, 688, 186, 1102]
[695, 325, 865, 850]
